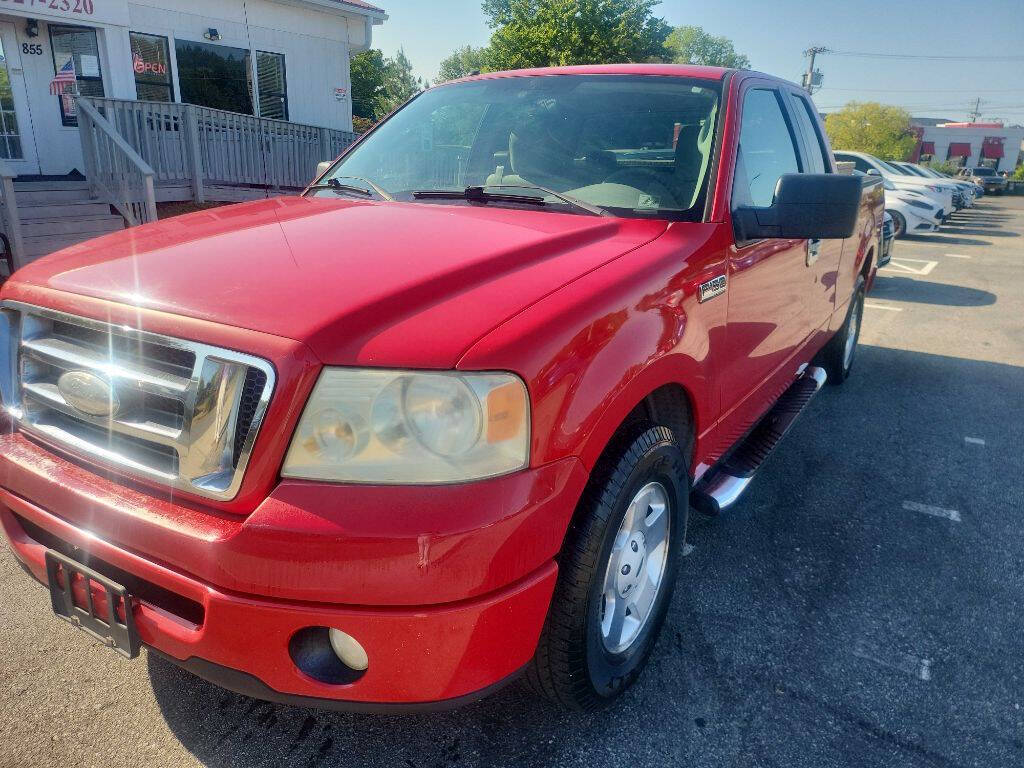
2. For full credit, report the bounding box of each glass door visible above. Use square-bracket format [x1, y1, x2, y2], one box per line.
[0, 22, 39, 173]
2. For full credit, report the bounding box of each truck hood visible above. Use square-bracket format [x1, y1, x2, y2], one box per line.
[8, 196, 668, 367]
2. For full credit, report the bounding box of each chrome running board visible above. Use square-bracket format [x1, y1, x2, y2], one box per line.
[691, 365, 827, 516]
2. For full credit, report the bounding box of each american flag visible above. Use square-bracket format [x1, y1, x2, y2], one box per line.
[49, 57, 76, 95]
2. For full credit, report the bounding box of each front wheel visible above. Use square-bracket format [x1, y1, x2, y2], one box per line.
[525, 426, 688, 710]
[819, 277, 865, 385]
[889, 210, 906, 238]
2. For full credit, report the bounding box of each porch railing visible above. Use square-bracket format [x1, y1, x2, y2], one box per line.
[84, 98, 359, 203]
[0, 159, 25, 271]
[77, 98, 158, 226]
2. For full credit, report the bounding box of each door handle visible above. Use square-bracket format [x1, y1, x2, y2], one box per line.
[806, 238, 821, 266]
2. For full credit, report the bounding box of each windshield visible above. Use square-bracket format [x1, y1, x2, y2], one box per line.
[900, 164, 928, 177]
[973, 167, 995, 176]
[880, 159, 912, 175]
[317, 75, 722, 220]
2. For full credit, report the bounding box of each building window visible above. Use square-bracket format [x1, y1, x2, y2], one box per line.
[130, 32, 172, 102]
[50, 25, 105, 127]
[0, 35, 23, 159]
[174, 39, 253, 115]
[256, 51, 288, 120]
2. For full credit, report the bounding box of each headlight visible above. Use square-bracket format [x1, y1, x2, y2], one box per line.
[282, 368, 529, 483]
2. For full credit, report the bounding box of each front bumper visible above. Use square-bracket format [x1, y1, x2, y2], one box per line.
[0, 432, 588, 707]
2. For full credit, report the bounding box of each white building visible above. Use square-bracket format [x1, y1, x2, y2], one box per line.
[914, 121, 1024, 173]
[0, 0, 386, 176]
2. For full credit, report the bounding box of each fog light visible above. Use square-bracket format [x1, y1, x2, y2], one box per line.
[288, 626, 366, 684]
[328, 628, 368, 671]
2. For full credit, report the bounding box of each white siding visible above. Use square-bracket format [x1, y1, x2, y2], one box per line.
[127, 0, 363, 130]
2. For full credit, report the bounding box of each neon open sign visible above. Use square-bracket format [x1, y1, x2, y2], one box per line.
[132, 52, 166, 76]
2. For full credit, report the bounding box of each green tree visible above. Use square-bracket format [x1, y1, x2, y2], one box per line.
[349, 49, 388, 120]
[664, 25, 750, 68]
[380, 48, 426, 115]
[437, 45, 493, 83]
[824, 102, 918, 161]
[482, 0, 671, 70]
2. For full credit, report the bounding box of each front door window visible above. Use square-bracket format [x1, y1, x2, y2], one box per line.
[49, 25, 105, 126]
[0, 35, 23, 159]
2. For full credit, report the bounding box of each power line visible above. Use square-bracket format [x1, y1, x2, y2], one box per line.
[828, 50, 1024, 61]
[817, 87, 1024, 94]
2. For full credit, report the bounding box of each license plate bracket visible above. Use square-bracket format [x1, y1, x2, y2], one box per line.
[45, 549, 140, 659]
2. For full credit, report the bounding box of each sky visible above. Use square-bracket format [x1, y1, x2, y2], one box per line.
[371, 0, 1024, 123]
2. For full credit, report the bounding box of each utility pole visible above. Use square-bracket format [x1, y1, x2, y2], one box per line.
[803, 46, 829, 94]
[968, 98, 983, 122]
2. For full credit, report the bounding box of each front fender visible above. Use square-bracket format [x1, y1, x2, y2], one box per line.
[458, 223, 730, 475]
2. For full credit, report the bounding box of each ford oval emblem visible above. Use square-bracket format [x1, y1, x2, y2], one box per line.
[57, 370, 119, 418]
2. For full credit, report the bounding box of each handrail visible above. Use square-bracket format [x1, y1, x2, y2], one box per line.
[76, 97, 158, 226]
[83, 97, 358, 194]
[0, 158, 24, 271]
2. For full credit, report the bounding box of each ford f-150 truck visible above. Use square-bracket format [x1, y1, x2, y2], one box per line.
[0, 64, 882, 712]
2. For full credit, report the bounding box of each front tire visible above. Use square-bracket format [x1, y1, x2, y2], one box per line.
[525, 426, 689, 710]
[889, 210, 906, 238]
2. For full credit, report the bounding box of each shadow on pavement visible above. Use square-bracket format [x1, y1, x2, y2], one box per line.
[869, 275, 996, 306]
[902, 234, 991, 247]
[147, 345, 1024, 768]
[940, 226, 1018, 237]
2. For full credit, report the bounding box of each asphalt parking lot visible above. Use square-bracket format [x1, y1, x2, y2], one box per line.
[2, 196, 1023, 768]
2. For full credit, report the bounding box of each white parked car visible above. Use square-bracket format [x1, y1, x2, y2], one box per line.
[891, 162, 975, 208]
[834, 151, 955, 216]
[854, 170, 943, 238]
[884, 181, 943, 237]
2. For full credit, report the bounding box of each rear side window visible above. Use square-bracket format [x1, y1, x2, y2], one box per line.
[789, 94, 830, 174]
[733, 89, 801, 208]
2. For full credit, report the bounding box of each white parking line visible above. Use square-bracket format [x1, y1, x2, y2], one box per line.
[944, 253, 972, 259]
[853, 640, 932, 681]
[903, 501, 962, 522]
[865, 303, 903, 312]
[964, 437, 986, 446]
[881, 258, 939, 276]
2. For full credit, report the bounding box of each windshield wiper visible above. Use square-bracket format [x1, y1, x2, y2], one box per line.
[412, 185, 607, 217]
[309, 175, 394, 201]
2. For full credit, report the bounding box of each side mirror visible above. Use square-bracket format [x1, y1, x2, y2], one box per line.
[865, 168, 881, 176]
[733, 173, 862, 240]
[314, 160, 333, 184]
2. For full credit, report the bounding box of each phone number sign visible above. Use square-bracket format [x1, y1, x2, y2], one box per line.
[0, 0, 129, 27]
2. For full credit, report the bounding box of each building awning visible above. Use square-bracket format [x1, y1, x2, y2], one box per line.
[947, 142, 972, 157]
[920, 141, 936, 155]
[981, 138, 1004, 159]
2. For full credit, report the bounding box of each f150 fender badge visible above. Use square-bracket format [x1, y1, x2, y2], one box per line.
[698, 275, 727, 303]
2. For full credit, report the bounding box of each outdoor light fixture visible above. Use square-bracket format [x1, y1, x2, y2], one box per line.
[203, 28, 221, 41]
[25, 19, 38, 38]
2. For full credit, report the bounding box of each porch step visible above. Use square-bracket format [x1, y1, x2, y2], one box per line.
[14, 180, 91, 192]
[19, 215, 125, 239]
[17, 200, 114, 220]
[8, 180, 129, 262]
[22, 229, 124, 260]
[14, 187, 96, 204]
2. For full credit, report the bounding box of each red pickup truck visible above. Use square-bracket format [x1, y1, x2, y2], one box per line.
[0, 64, 881, 712]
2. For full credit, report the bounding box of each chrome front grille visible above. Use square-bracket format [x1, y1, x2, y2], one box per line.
[0, 302, 275, 501]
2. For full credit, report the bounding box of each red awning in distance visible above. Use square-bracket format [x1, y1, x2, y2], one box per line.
[947, 142, 972, 157]
[981, 138, 1004, 159]
[920, 141, 935, 155]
